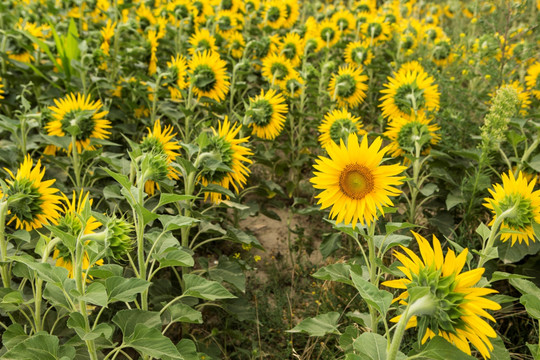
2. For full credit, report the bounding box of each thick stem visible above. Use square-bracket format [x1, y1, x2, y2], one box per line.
[387, 304, 411, 360]
[409, 142, 422, 224]
[71, 134, 82, 189]
[0, 200, 10, 288]
[136, 181, 148, 310]
[365, 223, 378, 331]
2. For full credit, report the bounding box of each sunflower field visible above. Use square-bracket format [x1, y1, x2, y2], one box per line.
[1, 0, 540, 359]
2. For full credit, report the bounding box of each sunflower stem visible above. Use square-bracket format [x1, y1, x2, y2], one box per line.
[135, 178, 148, 310]
[408, 141, 422, 224]
[365, 222, 379, 331]
[0, 200, 11, 288]
[478, 203, 518, 268]
[71, 134, 82, 189]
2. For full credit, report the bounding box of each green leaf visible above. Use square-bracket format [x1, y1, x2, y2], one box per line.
[446, 191, 465, 210]
[509, 278, 540, 298]
[106, 277, 151, 303]
[183, 274, 236, 301]
[155, 248, 194, 268]
[225, 227, 263, 250]
[125, 324, 183, 359]
[157, 193, 197, 208]
[385, 222, 417, 235]
[349, 269, 393, 317]
[487, 336, 510, 360]
[528, 153, 540, 173]
[0, 288, 23, 312]
[209, 256, 246, 292]
[78, 282, 108, 307]
[1, 332, 73, 360]
[320, 233, 342, 258]
[43, 280, 76, 310]
[64, 19, 80, 61]
[490, 271, 532, 282]
[164, 303, 203, 324]
[176, 339, 199, 360]
[203, 183, 235, 199]
[521, 294, 540, 320]
[102, 167, 132, 190]
[159, 215, 200, 231]
[87, 264, 124, 279]
[136, 203, 160, 225]
[312, 263, 354, 285]
[418, 336, 476, 360]
[373, 234, 411, 255]
[67, 312, 113, 341]
[11, 255, 68, 286]
[353, 332, 406, 360]
[288, 312, 340, 337]
[2, 323, 28, 350]
[475, 223, 491, 241]
[498, 236, 540, 263]
[339, 325, 361, 353]
[112, 309, 161, 336]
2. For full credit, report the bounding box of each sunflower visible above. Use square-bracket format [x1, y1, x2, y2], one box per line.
[215, 10, 243, 36]
[281, 72, 304, 98]
[344, 40, 373, 67]
[316, 19, 341, 49]
[384, 112, 441, 158]
[188, 28, 218, 55]
[52, 191, 104, 279]
[244, 0, 260, 13]
[310, 134, 406, 227]
[379, 61, 440, 120]
[189, 50, 230, 102]
[216, 0, 244, 13]
[3, 155, 62, 231]
[361, 15, 391, 44]
[201, 117, 253, 203]
[318, 108, 366, 149]
[396, 19, 421, 54]
[328, 64, 369, 109]
[147, 30, 160, 75]
[278, 32, 304, 67]
[191, 0, 214, 24]
[261, 0, 287, 29]
[140, 119, 182, 195]
[431, 38, 454, 67]
[483, 171, 540, 246]
[136, 3, 158, 32]
[382, 232, 501, 359]
[227, 31, 245, 59]
[525, 62, 540, 100]
[246, 89, 288, 140]
[46, 93, 111, 153]
[282, 0, 300, 28]
[261, 53, 295, 88]
[99, 20, 117, 57]
[165, 0, 195, 26]
[331, 10, 356, 34]
[165, 54, 188, 100]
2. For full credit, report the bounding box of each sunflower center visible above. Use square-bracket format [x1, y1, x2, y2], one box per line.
[402, 35, 415, 50]
[356, 16, 367, 26]
[320, 27, 336, 43]
[6, 178, 44, 223]
[61, 109, 96, 140]
[410, 268, 467, 336]
[270, 62, 289, 81]
[282, 43, 297, 60]
[139, 18, 151, 31]
[357, 4, 370, 12]
[339, 164, 374, 200]
[195, 39, 211, 52]
[499, 193, 534, 230]
[337, 18, 350, 31]
[175, 5, 189, 18]
[57, 212, 84, 238]
[193, 1, 203, 13]
[426, 29, 437, 41]
[267, 6, 281, 22]
[329, 118, 357, 144]
[193, 65, 217, 92]
[394, 82, 426, 115]
[218, 16, 232, 31]
[433, 41, 451, 61]
[286, 77, 302, 95]
[231, 39, 243, 50]
[396, 121, 431, 151]
[367, 22, 382, 38]
[336, 74, 357, 98]
[204, 135, 234, 182]
[384, 13, 396, 24]
[352, 47, 367, 64]
[220, 0, 233, 10]
[248, 99, 274, 126]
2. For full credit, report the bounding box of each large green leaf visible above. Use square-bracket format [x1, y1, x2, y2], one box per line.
[509, 278, 540, 298]
[312, 263, 354, 285]
[183, 274, 236, 301]
[157, 193, 197, 208]
[1, 332, 75, 360]
[10, 256, 68, 286]
[349, 269, 393, 317]
[353, 332, 406, 360]
[155, 248, 194, 268]
[521, 294, 540, 320]
[163, 303, 203, 324]
[159, 215, 200, 231]
[288, 312, 340, 337]
[124, 324, 183, 359]
[106, 276, 151, 303]
[417, 336, 476, 360]
[67, 312, 113, 341]
[112, 309, 162, 336]
[209, 256, 245, 292]
[78, 282, 108, 307]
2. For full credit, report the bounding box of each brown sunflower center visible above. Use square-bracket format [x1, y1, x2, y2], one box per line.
[339, 164, 374, 199]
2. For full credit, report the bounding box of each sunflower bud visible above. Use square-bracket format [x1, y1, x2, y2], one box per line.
[480, 86, 519, 153]
[106, 217, 134, 259]
[141, 152, 169, 184]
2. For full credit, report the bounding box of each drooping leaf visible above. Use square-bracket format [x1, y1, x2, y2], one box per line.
[288, 312, 341, 337]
